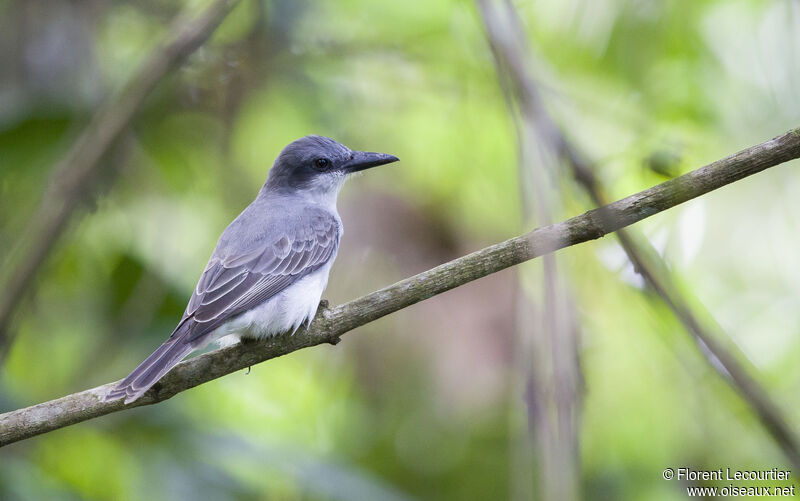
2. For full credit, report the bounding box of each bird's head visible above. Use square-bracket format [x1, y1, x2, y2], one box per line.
[264, 136, 399, 201]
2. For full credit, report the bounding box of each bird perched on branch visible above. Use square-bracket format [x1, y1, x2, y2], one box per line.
[105, 136, 398, 403]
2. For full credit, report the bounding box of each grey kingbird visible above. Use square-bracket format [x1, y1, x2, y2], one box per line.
[105, 135, 399, 403]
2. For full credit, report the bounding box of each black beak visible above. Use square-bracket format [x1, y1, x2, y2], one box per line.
[342, 151, 399, 173]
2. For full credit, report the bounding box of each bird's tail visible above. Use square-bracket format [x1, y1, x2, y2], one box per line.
[105, 323, 196, 404]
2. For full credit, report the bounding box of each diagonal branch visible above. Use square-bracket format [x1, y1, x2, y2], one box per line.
[2, 126, 800, 447]
[0, 0, 242, 357]
[479, 0, 800, 469]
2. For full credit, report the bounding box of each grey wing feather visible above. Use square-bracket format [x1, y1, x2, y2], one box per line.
[183, 207, 340, 340]
[106, 206, 340, 404]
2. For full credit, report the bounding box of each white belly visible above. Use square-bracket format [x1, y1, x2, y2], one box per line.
[211, 261, 333, 347]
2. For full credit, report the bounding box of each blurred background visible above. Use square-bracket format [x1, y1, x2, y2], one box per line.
[2, 0, 800, 499]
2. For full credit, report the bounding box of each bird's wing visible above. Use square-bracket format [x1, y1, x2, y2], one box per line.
[181, 206, 340, 342]
[105, 206, 341, 403]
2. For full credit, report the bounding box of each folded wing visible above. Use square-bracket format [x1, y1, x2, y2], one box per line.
[105, 207, 340, 403]
[184, 208, 339, 338]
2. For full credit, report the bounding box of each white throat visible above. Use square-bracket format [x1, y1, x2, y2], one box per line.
[301, 174, 348, 211]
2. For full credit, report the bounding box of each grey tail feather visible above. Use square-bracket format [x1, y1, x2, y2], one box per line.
[105, 323, 196, 404]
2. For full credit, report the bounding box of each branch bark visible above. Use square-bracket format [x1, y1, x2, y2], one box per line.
[0, 0, 241, 357]
[1, 127, 799, 447]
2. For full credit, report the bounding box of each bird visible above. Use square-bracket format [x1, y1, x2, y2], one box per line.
[105, 135, 398, 403]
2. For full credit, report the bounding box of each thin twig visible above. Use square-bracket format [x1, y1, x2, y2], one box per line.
[0, 0, 242, 357]
[475, 1, 582, 499]
[479, 0, 800, 470]
[2, 125, 799, 447]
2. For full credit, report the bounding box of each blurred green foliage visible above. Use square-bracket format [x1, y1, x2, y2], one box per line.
[2, 0, 800, 499]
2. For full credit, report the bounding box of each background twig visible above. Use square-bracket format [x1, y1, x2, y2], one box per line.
[2, 125, 799, 447]
[475, 1, 582, 499]
[0, 0, 242, 358]
[477, 0, 800, 470]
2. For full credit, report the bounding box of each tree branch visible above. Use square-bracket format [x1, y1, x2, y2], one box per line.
[476, 0, 800, 469]
[0, 0, 242, 357]
[2, 127, 800, 447]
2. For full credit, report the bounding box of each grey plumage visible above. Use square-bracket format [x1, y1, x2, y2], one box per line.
[105, 136, 398, 403]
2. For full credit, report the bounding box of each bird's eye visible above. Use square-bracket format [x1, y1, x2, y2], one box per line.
[314, 158, 330, 170]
